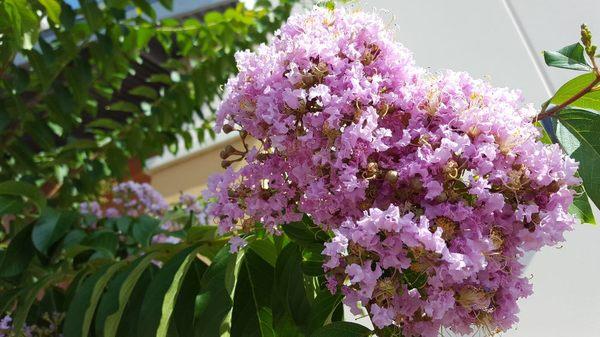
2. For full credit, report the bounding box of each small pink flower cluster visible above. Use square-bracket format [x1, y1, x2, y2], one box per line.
[80, 181, 169, 219]
[80, 183, 207, 244]
[205, 7, 579, 336]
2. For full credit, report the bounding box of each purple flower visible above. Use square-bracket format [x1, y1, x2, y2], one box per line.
[228, 236, 246, 253]
[206, 7, 579, 336]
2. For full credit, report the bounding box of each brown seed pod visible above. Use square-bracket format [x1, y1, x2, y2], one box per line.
[384, 170, 399, 185]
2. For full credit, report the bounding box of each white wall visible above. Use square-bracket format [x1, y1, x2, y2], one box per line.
[355, 1, 600, 336]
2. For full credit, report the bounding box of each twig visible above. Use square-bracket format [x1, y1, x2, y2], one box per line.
[535, 71, 600, 121]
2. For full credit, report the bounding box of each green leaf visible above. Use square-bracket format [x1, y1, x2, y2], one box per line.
[158, 0, 173, 10]
[186, 225, 218, 242]
[129, 85, 158, 100]
[86, 118, 123, 130]
[0, 181, 46, 214]
[95, 264, 133, 337]
[557, 108, 600, 210]
[61, 139, 98, 152]
[307, 293, 343, 333]
[231, 250, 276, 337]
[156, 250, 204, 337]
[32, 208, 77, 255]
[79, 0, 103, 31]
[132, 215, 160, 247]
[109, 101, 141, 113]
[81, 231, 119, 257]
[272, 243, 312, 335]
[570, 186, 596, 225]
[64, 262, 127, 337]
[147, 73, 171, 84]
[0, 287, 21, 316]
[311, 322, 372, 337]
[115, 266, 156, 337]
[403, 268, 428, 289]
[12, 273, 61, 337]
[543, 43, 591, 71]
[38, 0, 61, 24]
[137, 246, 199, 337]
[0, 195, 24, 216]
[171, 260, 207, 337]
[301, 243, 326, 276]
[248, 238, 277, 267]
[3, 0, 40, 50]
[132, 0, 156, 19]
[195, 247, 235, 337]
[282, 215, 329, 247]
[101, 253, 158, 337]
[0, 224, 35, 278]
[551, 73, 600, 111]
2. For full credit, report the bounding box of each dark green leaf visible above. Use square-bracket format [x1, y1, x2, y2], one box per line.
[79, 0, 103, 31]
[543, 43, 591, 71]
[301, 243, 325, 276]
[86, 118, 123, 130]
[158, 0, 173, 10]
[248, 238, 277, 267]
[138, 246, 199, 337]
[0, 224, 35, 278]
[109, 101, 141, 113]
[231, 250, 276, 337]
[0, 181, 46, 214]
[115, 266, 156, 337]
[195, 247, 235, 337]
[403, 268, 428, 289]
[186, 225, 217, 242]
[311, 322, 372, 337]
[307, 292, 343, 333]
[156, 251, 204, 337]
[0, 287, 21, 316]
[272, 243, 312, 335]
[64, 262, 127, 337]
[129, 85, 158, 100]
[132, 215, 160, 247]
[12, 274, 61, 337]
[32, 208, 77, 255]
[282, 215, 329, 247]
[101, 253, 158, 337]
[81, 231, 119, 257]
[557, 108, 600, 210]
[172, 259, 207, 337]
[0, 195, 24, 216]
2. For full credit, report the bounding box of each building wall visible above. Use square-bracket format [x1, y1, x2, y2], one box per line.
[149, 1, 600, 336]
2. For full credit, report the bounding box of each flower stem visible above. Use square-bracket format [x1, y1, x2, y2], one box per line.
[535, 72, 600, 121]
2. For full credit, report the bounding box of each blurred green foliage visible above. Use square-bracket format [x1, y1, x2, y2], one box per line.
[0, 0, 295, 207]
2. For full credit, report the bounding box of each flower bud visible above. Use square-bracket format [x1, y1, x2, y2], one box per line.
[384, 170, 398, 185]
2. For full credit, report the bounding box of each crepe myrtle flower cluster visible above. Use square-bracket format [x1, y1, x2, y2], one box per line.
[80, 181, 169, 219]
[80, 182, 207, 244]
[205, 7, 579, 337]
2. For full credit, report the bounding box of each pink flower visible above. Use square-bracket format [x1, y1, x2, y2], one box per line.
[229, 236, 247, 253]
[206, 7, 579, 336]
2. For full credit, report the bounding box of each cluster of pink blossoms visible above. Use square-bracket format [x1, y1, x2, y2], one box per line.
[80, 181, 169, 219]
[205, 7, 579, 336]
[80, 182, 207, 244]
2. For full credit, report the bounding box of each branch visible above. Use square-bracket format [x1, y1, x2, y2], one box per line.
[535, 72, 600, 121]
